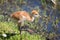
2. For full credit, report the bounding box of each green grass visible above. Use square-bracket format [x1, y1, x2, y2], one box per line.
[0, 21, 46, 40]
[8, 31, 46, 40]
[0, 21, 19, 34]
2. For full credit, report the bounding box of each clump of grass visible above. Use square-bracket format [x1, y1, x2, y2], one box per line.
[0, 21, 46, 40]
[0, 21, 19, 34]
[7, 31, 46, 40]
[21, 31, 46, 40]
